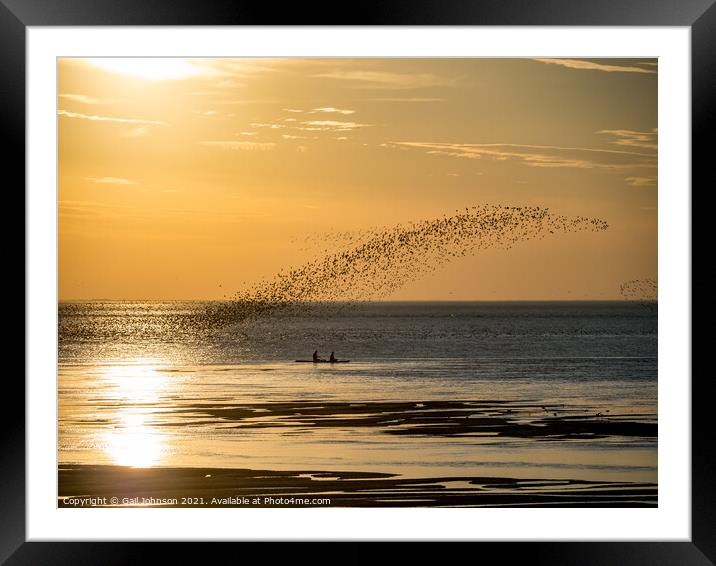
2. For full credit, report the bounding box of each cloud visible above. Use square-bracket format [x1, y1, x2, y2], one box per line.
[247, 118, 371, 134]
[59, 199, 266, 224]
[310, 107, 356, 115]
[300, 120, 371, 131]
[313, 70, 455, 89]
[250, 122, 285, 130]
[122, 126, 151, 138]
[200, 141, 276, 151]
[532, 58, 656, 74]
[597, 129, 658, 151]
[391, 141, 656, 170]
[58, 110, 166, 125]
[283, 108, 304, 113]
[86, 177, 137, 185]
[625, 176, 657, 187]
[59, 93, 118, 105]
[203, 59, 280, 79]
[86, 58, 222, 80]
[84, 58, 280, 83]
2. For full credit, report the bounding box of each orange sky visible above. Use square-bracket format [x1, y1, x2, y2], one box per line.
[58, 58, 657, 300]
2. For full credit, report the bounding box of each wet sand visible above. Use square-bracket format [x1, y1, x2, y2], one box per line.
[59, 399, 656, 507]
[164, 399, 657, 441]
[59, 464, 656, 507]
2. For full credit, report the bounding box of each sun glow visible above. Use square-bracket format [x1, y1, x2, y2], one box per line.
[101, 361, 169, 403]
[87, 58, 216, 80]
[103, 411, 166, 468]
[99, 361, 171, 467]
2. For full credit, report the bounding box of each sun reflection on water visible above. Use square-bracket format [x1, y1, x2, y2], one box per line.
[99, 360, 172, 468]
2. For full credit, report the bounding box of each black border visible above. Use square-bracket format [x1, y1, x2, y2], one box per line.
[8, 1, 707, 562]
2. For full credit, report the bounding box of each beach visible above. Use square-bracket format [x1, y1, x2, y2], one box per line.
[59, 465, 656, 508]
[58, 301, 657, 507]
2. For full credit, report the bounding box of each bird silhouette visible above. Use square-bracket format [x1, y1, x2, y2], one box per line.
[187, 204, 609, 329]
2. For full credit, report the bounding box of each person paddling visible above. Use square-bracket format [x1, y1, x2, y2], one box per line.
[329, 351, 337, 363]
[313, 350, 321, 362]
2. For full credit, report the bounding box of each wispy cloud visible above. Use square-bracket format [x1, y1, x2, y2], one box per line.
[313, 70, 456, 89]
[250, 122, 285, 130]
[122, 126, 151, 138]
[300, 120, 370, 131]
[59, 199, 267, 224]
[283, 108, 304, 113]
[86, 58, 222, 80]
[248, 119, 370, 133]
[532, 58, 656, 74]
[86, 176, 137, 185]
[84, 58, 280, 83]
[310, 107, 356, 115]
[625, 176, 657, 187]
[59, 93, 118, 105]
[200, 141, 276, 151]
[204, 59, 281, 79]
[391, 141, 656, 170]
[597, 129, 658, 151]
[58, 110, 166, 125]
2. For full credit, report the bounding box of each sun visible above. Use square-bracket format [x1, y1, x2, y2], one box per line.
[87, 58, 217, 80]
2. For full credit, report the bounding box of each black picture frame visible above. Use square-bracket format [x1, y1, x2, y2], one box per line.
[7, 0, 706, 562]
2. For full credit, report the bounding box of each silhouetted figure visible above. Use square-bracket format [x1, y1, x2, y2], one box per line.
[329, 351, 337, 362]
[313, 350, 320, 362]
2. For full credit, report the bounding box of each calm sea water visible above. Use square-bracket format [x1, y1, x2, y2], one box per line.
[58, 301, 657, 482]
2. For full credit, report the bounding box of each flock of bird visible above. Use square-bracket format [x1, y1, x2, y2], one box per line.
[196, 204, 609, 328]
[620, 278, 658, 301]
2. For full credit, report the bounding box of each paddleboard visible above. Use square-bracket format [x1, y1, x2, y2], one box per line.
[294, 360, 351, 363]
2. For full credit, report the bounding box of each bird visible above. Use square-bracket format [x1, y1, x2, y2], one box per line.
[190, 204, 609, 329]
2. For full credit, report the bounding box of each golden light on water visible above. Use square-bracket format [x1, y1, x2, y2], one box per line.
[99, 361, 170, 468]
[101, 360, 168, 403]
[104, 411, 165, 468]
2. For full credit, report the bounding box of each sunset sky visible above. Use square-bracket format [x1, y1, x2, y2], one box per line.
[58, 58, 657, 300]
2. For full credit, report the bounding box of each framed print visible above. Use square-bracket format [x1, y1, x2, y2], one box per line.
[9, 0, 707, 562]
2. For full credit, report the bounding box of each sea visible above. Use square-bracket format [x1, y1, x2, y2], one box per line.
[58, 301, 657, 484]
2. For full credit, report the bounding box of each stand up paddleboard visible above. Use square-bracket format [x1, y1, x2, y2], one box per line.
[294, 360, 351, 363]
